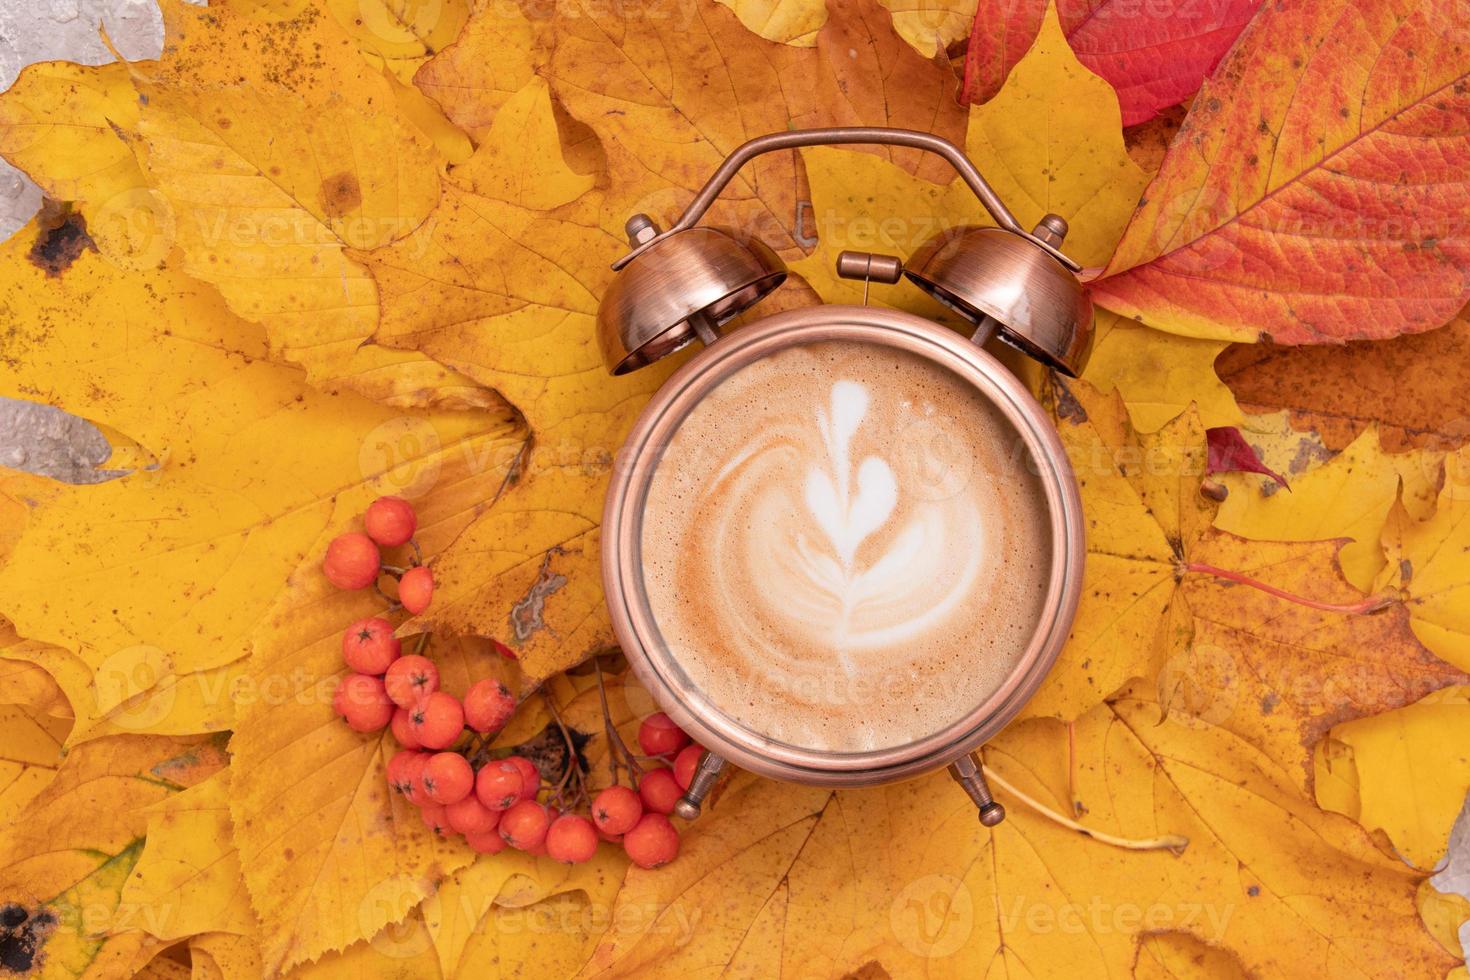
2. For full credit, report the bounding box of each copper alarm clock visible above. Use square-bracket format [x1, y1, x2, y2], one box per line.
[596, 128, 1089, 827]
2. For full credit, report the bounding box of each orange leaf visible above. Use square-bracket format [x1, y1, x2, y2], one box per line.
[1218, 305, 1470, 453]
[1091, 0, 1470, 344]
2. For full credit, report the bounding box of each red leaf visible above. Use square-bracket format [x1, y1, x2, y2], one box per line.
[961, 0, 1258, 123]
[1060, 0, 1261, 126]
[1206, 426, 1289, 489]
[1090, 0, 1470, 345]
[961, 0, 1047, 105]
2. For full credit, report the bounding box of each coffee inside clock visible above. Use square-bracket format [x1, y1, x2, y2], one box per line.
[639, 339, 1052, 752]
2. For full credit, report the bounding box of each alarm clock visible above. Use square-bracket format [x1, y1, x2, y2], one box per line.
[597, 128, 1089, 826]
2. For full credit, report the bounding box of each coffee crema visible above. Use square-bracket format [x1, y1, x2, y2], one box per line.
[639, 340, 1051, 752]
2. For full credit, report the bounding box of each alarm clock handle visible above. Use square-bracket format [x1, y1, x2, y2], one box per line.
[612, 127, 1079, 273]
[681, 127, 1024, 234]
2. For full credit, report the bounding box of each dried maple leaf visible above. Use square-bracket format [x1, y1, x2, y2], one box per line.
[1090, 0, 1470, 344]
[1036, 378, 1466, 786]
[533, 0, 967, 257]
[720, 0, 980, 54]
[715, 0, 829, 45]
[580, 685, 1455, 976]
[1217, 306, 1470, 454]
[0, 0, 493, 411]
[320, 0, 473, 84]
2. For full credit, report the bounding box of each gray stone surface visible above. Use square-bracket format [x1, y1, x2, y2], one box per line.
[0, 396, 127, 482]
[1, 0, 166, 240]
[1430, 793, 1470, 969]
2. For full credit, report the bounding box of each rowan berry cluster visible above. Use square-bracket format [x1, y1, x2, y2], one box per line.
[587, 710, 706, 869]
[323, 495, 434, 612]
[325, 496, 704, 868]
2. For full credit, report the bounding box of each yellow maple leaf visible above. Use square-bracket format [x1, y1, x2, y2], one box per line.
[119, 769, 258, 941]
[1214, 424, 1442, 592]
[0, 0, 491, 410]
[0, 733, 229, 978]
[190, 932, 263, 980]
[227, 565, 478, 973]
[1035, 378, 1466, 788]
[1082, 310, 1244, 434]
[0, 636, 70, 824]
[582, 684, 1454, 976]
[0, 232, 520, 740]
[0, 61, 144, 211]
[411, 3, 542, 140]
[1315, 686, 1470, 869]
[1378, 446, 1470, 672]
[532, 0, 967, 256]
[720, 0, 975, 53]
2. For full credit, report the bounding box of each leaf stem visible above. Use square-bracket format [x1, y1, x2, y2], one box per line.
[1182, 562, 1393, 614]
[981, 764, 1189, 856]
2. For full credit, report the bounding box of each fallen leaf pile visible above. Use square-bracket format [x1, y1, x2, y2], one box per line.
[1, 0, 1468, 975]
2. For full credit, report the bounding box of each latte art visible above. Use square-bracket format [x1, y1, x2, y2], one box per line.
[641, 341, 1051, 751]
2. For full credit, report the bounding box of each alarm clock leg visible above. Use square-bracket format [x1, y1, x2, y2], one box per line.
[673, 751, 728, 820]
[949, 752, 1005, 827]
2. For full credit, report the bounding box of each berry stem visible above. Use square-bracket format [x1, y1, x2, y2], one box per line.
[594, 658, 643, 784]
[542, 690, 587, 811]
[1181, 562, 1393, 615]
[372, 582, 398, 610]
[413, 632, 431, 655]
[981, 764, 1189, 856]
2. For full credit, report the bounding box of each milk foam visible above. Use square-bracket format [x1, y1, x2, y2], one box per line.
[641, 341, 1050, 752]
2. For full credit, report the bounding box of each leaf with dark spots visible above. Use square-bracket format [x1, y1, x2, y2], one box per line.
[1217, 308, 1470, 453]
[319, 171, 363, 218]
[26, 204, 95, 278]
[1049, 373, 1089, 424]
[0, 903, 54, 974]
